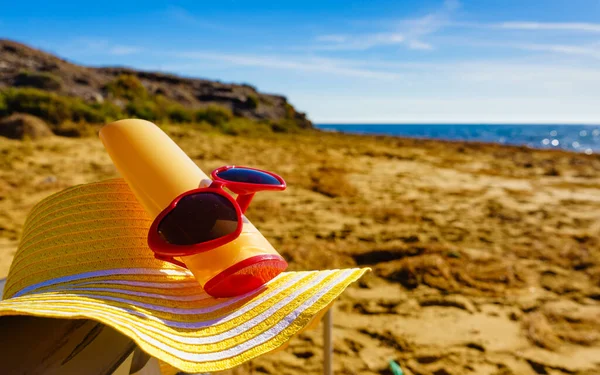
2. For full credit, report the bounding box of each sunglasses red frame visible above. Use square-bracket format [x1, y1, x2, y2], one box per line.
[148, 166, 286, 267]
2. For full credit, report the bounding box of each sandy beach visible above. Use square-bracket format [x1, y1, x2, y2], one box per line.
[1, 127, 600, 375]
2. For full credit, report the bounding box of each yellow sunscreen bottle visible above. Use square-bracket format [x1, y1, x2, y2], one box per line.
[99, 119, 287, 297]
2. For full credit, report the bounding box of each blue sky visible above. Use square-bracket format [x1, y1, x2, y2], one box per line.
[2, 0, 600, 123]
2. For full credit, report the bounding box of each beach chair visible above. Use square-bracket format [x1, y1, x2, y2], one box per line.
[0, 277, 333, 375]
[0, 277, 162, 375]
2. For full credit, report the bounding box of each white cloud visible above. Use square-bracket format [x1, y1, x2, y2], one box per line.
[407, 40, 433, 50]
[400, 0, 460, 36]
[79, 38, 109, 51]
[109, 45, 142, 56]
[458, 40, 600, 60]
[514, 43, 600, 59]
[311, 32, 405, 51]
[431, 37, 600, 61]
[498, 21, 600, 33]
[315, 34, 348, 43]
[310, 2, 600, 58]
[164, 6, 230, 31]
[312, 0, 459, 51]
[174, 51, 403, 80]
[53, 38, 144, 57]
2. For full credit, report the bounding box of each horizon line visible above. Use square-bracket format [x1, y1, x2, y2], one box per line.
[315, 122, 600, 126]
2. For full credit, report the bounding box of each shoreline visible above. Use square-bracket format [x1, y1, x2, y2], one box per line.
[312, 127, 600, 158]
[314, 124, 600, 155]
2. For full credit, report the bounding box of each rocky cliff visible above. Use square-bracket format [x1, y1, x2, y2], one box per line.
[0, 39, 312, 128]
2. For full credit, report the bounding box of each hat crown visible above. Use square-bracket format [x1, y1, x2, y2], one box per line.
[3, 179, 186, 300]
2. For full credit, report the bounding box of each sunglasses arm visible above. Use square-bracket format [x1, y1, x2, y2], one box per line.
[206, 179, 254, 213]
[236, 193, 255, 214]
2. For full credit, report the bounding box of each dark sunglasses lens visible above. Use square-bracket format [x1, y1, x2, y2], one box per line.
[217, 168, 281, 185]
[158, 193, 238, 246]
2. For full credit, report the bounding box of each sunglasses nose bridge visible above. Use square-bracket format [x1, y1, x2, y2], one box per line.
[208, 180, 226, 189]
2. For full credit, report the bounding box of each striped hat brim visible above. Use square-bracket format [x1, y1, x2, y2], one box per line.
[0, 178, 368, 373]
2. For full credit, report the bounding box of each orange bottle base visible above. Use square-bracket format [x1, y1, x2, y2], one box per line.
[204, 255, 288, 298]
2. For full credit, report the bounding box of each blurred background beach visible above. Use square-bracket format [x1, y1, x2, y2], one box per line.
[1, 1, 600, 374]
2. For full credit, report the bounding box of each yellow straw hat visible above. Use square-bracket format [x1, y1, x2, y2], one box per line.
[0, 178, 367, 373]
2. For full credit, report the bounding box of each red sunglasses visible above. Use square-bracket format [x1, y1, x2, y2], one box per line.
[148, 166, 286, 267]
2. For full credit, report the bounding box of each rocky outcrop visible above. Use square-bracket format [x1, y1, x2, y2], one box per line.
[0, 113, 53, 140]
[0, 40, 312, 128]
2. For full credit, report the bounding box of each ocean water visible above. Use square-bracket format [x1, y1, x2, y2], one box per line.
[315, 124, 600, 154]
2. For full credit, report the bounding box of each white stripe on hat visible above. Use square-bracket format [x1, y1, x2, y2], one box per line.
[13, 267, 194, 297]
